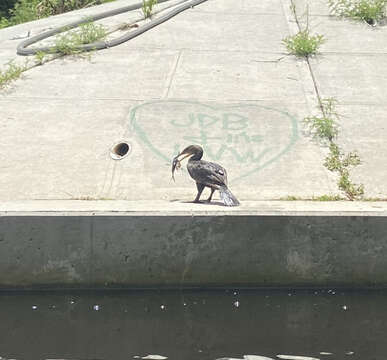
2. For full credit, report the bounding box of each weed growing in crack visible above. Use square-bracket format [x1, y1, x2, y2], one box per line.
[283, 30, 325, 57]
[328, 0, 387, 25]
[283, 195, 301, 200]
[53, 21, 106, 56]
[281, 195, 346, 201]
[282, 4, 325, 57]
[53, 32, 82, 56]
[1, 14, 107, 91]
[304, 98, 364, 200]
[0, 61, 25, 89]
[304, 99, 365, 200]
[286, 2, 365, 200]
[324, 143, 364, 199]
[74, 20, 107, 45]
[34, 50, 49, 65]
[314, 194, 346, 201]
[362, 197, 387, 201]
[304, 98, 339, 141]
[325, 142, 362, 172]
[338, 171, 364, 199]
[142, 0, 158, 19]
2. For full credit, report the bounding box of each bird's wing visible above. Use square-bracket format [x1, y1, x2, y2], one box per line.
[190, 161, 228, 187]
[208, 161, 228, 186]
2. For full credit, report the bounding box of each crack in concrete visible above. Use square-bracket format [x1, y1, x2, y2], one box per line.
[280, 0, 338, 194]
[164, 49, 182, 98]
[283, 0, 325, 113]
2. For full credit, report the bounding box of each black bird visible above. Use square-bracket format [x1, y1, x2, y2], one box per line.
[172, 144, 240, 206]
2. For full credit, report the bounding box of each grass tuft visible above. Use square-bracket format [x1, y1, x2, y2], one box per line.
[0, 62, 25, 89]
[73, 20, 107, 44]
[282, 195, 301, 200]
[362, 197, 387, 201]
[282, 30, 325, 57]
[304, 98, 340, 142]
[324, 143, 364, 200]
[34, 50, 49, 65]
[313, 194, 346, 201]
[280, 195, 346, 201]
[328, 0, 387, 25]
[337, 170, 364, 200]
[53, 21, 106, 56]
[304, 99, 365, 200]
[282, 4, 325, 57]
[142, 0, 158, 19]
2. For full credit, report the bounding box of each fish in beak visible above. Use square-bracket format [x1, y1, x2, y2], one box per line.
[171, 146, 195, 181]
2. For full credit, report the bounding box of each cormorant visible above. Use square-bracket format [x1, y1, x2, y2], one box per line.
[172, 144, 240, 206]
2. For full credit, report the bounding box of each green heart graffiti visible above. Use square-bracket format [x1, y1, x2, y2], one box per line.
[129, 100, 298, 181]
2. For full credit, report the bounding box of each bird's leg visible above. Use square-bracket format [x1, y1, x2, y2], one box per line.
[193, 183, 205, 203]
[206, 188, 215, 202]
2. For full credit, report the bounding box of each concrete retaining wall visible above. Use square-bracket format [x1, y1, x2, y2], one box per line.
[1, 201, 387, 289]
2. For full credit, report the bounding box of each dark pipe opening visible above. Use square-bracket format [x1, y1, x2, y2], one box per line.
[110, 142, 131, 160]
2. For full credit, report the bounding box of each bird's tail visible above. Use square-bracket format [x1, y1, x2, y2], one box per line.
[219, 185, 240, 207]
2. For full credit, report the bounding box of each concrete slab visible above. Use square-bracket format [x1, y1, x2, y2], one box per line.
[197, 0, 284, 14]
[303, 15, 387, 54]
[1, 0, 387, 287]
[123, 100, 334, 200]
[309, 54, 387, 104]
[336, 104, 387, 198]
[0, 0, 384, 200]
[0, 0, 340, 202]
[291, 0, 387, 198]
[0, 0, 179, 67]
[1, 49, 179, 100]
[118, 11, 290, 52]
[0, 98, 135, 200]
[0, 97, 335, 201]
[0, 0, 134, 47]
[167, 52, 305, 101]
[292, 0, 332, 16]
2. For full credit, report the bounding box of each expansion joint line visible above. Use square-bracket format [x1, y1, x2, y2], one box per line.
[164, 50, 182, 98]
[289, 0, 327, 118]
[287, 0, 365, 201]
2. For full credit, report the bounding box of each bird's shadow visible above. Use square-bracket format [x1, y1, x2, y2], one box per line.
[169, 199, 225, 206]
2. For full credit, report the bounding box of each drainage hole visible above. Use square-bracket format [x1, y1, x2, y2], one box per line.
[110, 141, 131, 160]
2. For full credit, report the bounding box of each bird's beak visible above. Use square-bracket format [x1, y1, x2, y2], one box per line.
[175, 149, 192, 162]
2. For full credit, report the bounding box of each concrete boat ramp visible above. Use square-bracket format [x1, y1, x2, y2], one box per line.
[0, 0, 386, 288]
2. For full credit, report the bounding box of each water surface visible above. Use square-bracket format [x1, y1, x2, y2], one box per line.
[0, 289, 385, 360]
